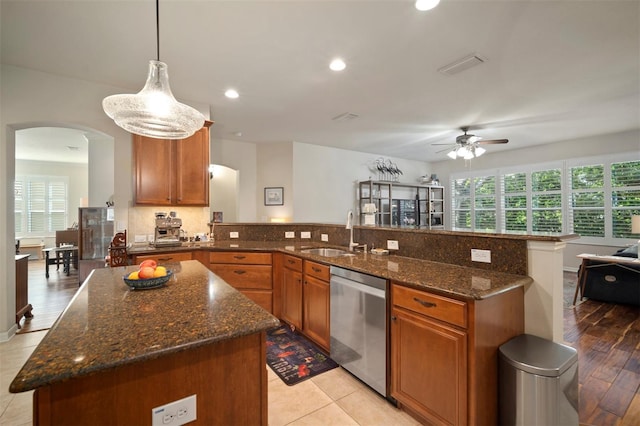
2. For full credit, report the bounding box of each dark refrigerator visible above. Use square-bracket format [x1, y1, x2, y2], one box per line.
[78, 207, 115, 283]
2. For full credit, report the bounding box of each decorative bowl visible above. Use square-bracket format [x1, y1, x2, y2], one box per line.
[123, 270, 172, 290]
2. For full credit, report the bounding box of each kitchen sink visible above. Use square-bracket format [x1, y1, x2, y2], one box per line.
[300, 248, 352, 257]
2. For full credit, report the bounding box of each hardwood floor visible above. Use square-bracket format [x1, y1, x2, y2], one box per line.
[17, 259, 79, 333]
[14, 263, 640, 425]
[564, 272, 640, 426]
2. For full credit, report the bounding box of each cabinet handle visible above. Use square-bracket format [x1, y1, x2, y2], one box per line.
[233, 270, 246, 275]
[391, 316, 397, 321]
[158, 257, 172, 261]
[312, 267, 321, 273]
[287, 259, 296, 264]
[233, 255, 246, 260]
[413, 297, 436, 308]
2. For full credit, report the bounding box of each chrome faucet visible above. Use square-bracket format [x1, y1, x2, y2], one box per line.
[346, 210, 358, 251]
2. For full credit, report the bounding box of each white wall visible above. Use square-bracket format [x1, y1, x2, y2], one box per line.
[257, 142, 293, 222]
[292, 142, 430, 224]
[211, 138, 258, 222]
[87, 136, 114, 208]
[210, 165, 239, 223]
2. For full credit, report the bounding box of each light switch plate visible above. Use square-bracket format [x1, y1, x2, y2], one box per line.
[321, 234, 329, 242]
[285, 231, 295, 238]
[471, 249, 491, 263]
[230, 232, 239, 239]
[301, 231, 311, 239]
[134, 234, 147, 243]
[387, 240, 399, 250]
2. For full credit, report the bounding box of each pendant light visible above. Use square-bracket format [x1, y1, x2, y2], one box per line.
[102, 0, 205, 139]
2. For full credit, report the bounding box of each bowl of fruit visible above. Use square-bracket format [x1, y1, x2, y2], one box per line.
[123, 260, 172, 290]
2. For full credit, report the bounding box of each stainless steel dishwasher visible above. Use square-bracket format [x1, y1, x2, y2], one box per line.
[330, 266, 387, 397]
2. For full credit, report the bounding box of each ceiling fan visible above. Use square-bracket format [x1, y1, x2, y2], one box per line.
[433, 127, 509, 159]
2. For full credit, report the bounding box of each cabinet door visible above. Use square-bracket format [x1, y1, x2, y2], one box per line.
[281, 267, 303, 330]
[391, 308, 467, 425]
[303, 274, 330, 351]
[134, 136, 173, 205]
[175, 126, 210, 206]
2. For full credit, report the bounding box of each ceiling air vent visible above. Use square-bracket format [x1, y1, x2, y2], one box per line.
[332, 112, 359, 122]
[438, 53, 486, 76]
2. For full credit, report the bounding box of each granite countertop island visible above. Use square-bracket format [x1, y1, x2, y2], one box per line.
[10, 260, 279, 425]
[129, 240, 533, 300]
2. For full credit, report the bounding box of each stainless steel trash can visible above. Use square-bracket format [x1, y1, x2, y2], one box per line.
[499, 334, 579, 426]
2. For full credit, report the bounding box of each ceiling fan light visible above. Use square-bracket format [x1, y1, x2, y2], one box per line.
[103, 60, 205, 139]
[415, 0, 440, 11]
[447, 149, 457, 159]
[463, 147, 475, 160]
[475, 146, 486, 157]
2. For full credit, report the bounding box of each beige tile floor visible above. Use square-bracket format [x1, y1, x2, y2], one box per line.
[1, 331, 419, 426]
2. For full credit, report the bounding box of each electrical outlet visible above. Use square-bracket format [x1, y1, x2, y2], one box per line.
[471, 249, 491, 263]
[301, 231, 311, 239]
[321, 234, 329, 242]
[387, 240, 399, 250]
[229, 232, 239, 239]
[152, 395, 196, 426]
[285, 231, 295, 238]
[134, 234, 147, 243]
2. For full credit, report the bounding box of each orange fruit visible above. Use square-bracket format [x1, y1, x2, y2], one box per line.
[153, 266, 167, 277]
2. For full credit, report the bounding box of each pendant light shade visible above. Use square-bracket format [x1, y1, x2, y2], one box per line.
[102, 0, 205, 139]
[103, 60, 205, 139]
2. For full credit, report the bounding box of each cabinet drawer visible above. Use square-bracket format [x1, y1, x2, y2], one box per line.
[392, 284, 467, 329]
[209, 252, 272, 265]
[240, 290, 273, 313]
[135, 252, 192, 264]
[304, 260, 330, 282]
[283, 254, 303, 272]
[209, 264, 272, 290]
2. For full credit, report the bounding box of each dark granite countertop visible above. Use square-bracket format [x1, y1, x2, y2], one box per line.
[9, 260, 280, 393]
[129, 241, 533, 300]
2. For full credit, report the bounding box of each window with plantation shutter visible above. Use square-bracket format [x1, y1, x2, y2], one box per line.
[15, 175, 68, 235]
[452, 177, 471, 229]
[474, 176, 496, 231]
[569, 164, 604, 237]
[610, 160, 640, 238]
[501, 172, 527, 232]
[451, 154, 638, 244]
[14, 180, 24, 233]
[531, 169, 563, 233]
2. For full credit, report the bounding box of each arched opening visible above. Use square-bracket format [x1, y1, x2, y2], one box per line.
[209, 164, 239, 223]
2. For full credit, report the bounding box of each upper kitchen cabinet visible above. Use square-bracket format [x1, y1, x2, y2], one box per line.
[133, 121, 213, 206]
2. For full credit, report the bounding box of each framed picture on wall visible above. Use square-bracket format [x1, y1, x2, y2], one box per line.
[264, 187, 284, 206]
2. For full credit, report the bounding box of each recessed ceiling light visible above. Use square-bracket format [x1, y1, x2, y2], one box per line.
[329, 58, 346, 72]
[415, 0, 440, 11]
[66, 146, 80, 151]
[225, 89, 239, 99]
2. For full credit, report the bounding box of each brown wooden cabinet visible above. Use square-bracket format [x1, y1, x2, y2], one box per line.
[281, 254, 303, 330]
[15, 254, 32, 326]
[133, 251, 193, 264]
[302, 261, 330, 351]
[390, 282, 524, 425]
[209, 252, 273, 313]
[133, 121, 212, 206]
[279, 255, 330, 351]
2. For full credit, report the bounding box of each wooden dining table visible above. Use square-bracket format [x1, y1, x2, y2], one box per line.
[42, 246, 78, 278]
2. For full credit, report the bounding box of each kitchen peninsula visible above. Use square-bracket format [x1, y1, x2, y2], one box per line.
[9, 260, 280, 426]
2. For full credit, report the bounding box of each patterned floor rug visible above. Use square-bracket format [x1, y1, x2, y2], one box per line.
[266, 325, 338, 386]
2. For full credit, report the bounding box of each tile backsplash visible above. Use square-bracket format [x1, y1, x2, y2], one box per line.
[127, 206, 210, 242]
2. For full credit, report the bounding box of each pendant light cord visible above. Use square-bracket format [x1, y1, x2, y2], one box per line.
[155, 0, 160, 61]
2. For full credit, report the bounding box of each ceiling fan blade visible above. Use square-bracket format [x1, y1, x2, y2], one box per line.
[432, 142, 457, 146]
[477, 139, 508, 144]
[436, 146, 456, 154]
